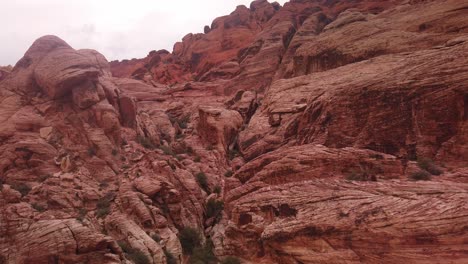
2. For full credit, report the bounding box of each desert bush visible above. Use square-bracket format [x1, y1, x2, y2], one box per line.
[221, 256, 242, 264]
[38, 174, 51, 182]
[206, 199, 224, 220]
[111, 149, 118, 156]
[32, 203, 46, 212]
[12, 183, 31, 196]
[194, 156, 201, 162]
[87, 146, 97, 157]
[179, 227, 201, 255]
[213, 185, 221, 194]
[196, 172, 210, 193]
[417, 157, 442, 175]
[151, 234, 161, 243]
[190, 245, 217, 264]
[160, 145, 175, 156]
[224, 170, 233, 177]
[137, 135, 156, 149]
[96, 192, 115, 218]
[118, 241, 150, 264]
[169, 114, 190, 129]
[228, 149, 239, 160]
[77, 208, 87, 222]
[128, 249, 150, 264]
[345, 170, 377, 181]
[410, 171, 431, 181]
[164, 249, 177, 264]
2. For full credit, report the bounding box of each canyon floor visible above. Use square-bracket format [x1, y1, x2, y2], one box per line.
[0, 0, 467, 263]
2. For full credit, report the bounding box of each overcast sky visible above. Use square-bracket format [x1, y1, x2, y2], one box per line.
[0, 0, 288, 65]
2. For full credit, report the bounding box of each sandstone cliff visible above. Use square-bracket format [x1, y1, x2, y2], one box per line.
[1, 0, 467, 264]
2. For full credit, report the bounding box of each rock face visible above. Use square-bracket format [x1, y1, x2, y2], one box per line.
[1, 0, 468, 264]
[0, 66, 11, 82]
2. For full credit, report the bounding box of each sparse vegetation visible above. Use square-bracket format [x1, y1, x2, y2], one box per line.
[167, 161, 176, 171]
[118, 241, 150, 264]
[12, 183, 31, 196]
[345, 169, 377, 182]
[224, 170, 233, 177]
[128, 249, 150, 264]
[87, 146, 97, 157]
[170, 114, 190, 129]
[206, 145, 214, 151]
[190, 242, 217, 264]
[196, 172, 210, 193]
[151, 234, 161, 243]
[164, 248, 177, 264]
[96, 192, 114, 218]
[417, 157, 442, 175]
[179, 227, 201, 255]
[160, 145, 175, 156]
[118, 241, 132, 253]
[213, 185, 221, 194]
[32, 203, 46, 212]
[410, 171, 431, 181]
[137, 135, 156, 149]
[77, 208, 87, 222]
[194, 156, 201, 162]
[221, 256, 242, 264]
[112, 148, 118, 156]
[206, 198, 224, 221]
[38, 174, 51, 182]
[228, 149, 239, 160]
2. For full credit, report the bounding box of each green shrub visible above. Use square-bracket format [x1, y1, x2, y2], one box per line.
[151, 234, 161, 243]
[96, 207, 110, 218]
[190, 245, 217, 264]
[345, 170, 377, 181]
[32, 203, 46, 212]
[137, 135, 156, 149]
[38, 174, 51, 182]
[194, 156, 201, 162]
[118, 241, 150, 264]
[12, 183, 31, 196]
[87, 147, 97, 157]
[77, 208, 87, 222]
[221, 256, 242, 264]
[118, 241, 132, 253]
[417, 157, 442, 175]
[224, 170, 233, 177]
[160, 145, 175, 156]
[96, 192, 114, 219]
[410, 171, 431, 181]
[164, 249, 177, 264]
[206, 145, 214, 151]
[213, 185, 221, 194]
[167, 161, 176, 171]
[179, 227, 201, 255]
[196, 172, 210, 193]
[228, 149, 239, 160]
[206, 199, 224, 221]
[128, 249, 150, 264]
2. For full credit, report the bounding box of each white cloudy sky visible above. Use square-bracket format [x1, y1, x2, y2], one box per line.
[0, 0, 288, 65]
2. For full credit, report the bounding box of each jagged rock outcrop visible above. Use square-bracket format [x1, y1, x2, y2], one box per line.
[0, 66, 11, 82]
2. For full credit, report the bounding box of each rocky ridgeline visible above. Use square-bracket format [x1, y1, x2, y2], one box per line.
[1, 0, 468, 263]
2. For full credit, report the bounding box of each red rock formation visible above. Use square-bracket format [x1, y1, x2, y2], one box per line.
[1, 0, 468, 264]
[0, 66, 11, 82]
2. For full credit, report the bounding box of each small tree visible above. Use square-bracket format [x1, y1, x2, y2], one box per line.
[196, 172, 210, 193]
[179, 227, 201, 255]
[410, 171, 431, 181]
